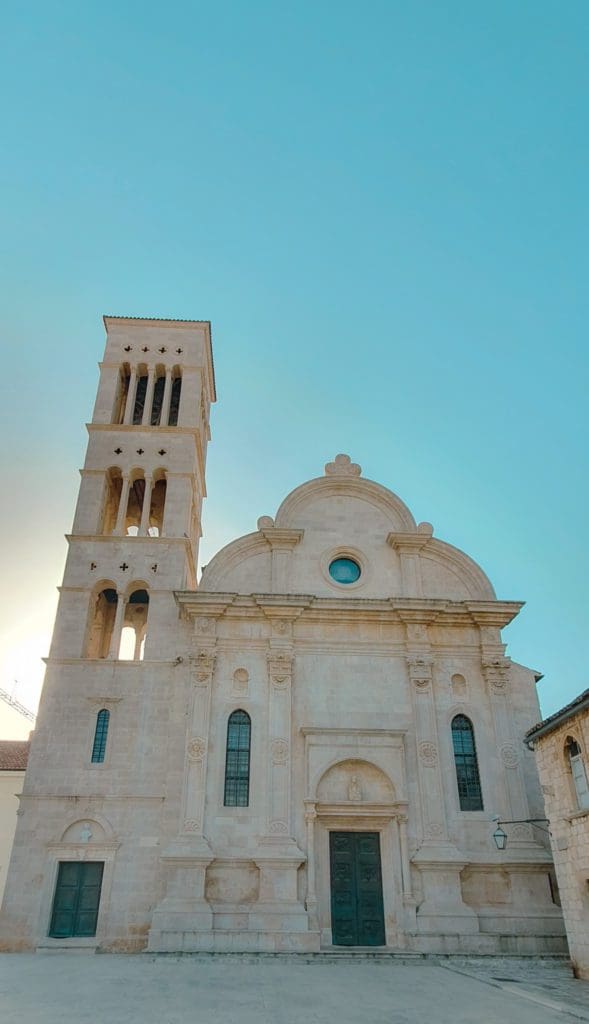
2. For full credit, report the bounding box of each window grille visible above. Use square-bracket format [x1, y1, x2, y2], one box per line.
[224, 710, 251, 807]
[91, 709, 110, 763]
[452, 714, 483, 811]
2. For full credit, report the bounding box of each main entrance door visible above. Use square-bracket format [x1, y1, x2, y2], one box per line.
[329, 831, 386, 946]
[49, 861, 104, 938]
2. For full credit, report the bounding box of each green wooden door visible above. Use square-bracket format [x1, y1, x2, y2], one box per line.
[49, 861, 104, 938]
[329, 832, 386, 946]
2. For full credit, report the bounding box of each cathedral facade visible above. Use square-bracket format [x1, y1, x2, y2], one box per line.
[0, 317, 566, 953]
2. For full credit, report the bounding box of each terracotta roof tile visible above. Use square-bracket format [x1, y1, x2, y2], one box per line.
[0, 740, 30, 770]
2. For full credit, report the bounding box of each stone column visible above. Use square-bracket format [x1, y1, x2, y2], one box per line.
[387, 526, 432, 597]
[181, 639, 216, 836]
[258, 526, 304, 592]
[397, 814, 413, 901]
[266, 647, 294, 837]
[482, 653, 532, 840]
[304, 801, 319, 930]
[406, 645, 450, 846]
[113, 475, 130, 535]
[123, 368, 137, 425]
[404, 620, 478, 934]
[139, 476, 153, 536]
[107, 591, 126, 660]
[161, 368, 173, 427]
[148, 616, 218, 951]
[142, 369, 156, 426]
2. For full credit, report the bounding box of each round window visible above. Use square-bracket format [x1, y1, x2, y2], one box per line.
[328, 557, 361, 584]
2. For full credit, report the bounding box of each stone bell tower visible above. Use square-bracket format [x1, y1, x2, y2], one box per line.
[0, 317, 216, 951]
[50, 316, 216, 664]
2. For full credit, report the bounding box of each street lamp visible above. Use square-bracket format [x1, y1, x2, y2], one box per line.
[493, 825, 507, 850]
[491, 817, 549, 850]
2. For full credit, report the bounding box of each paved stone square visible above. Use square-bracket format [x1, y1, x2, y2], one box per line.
[0, 954, 587, 1024]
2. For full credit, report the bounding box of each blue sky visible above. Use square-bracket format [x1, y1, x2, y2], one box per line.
[1, 1, 588, 729]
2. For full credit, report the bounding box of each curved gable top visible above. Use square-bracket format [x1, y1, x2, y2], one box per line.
[275, 473, 417, 533]
[199, 454, 496, 601]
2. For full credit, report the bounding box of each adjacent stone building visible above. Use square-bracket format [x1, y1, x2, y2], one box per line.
[0, 317, 565, 953]
[0, 740, 30, 904]
[526, 690, 589, 978]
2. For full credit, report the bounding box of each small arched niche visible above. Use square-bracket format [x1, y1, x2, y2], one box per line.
[61, 818, 108, 844]
[316, 759, 396, 806]
[451, 673, 467, 700]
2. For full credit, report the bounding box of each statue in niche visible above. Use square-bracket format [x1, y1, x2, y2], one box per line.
[80, 823, 93, 844]
[348, 775, 362, 802]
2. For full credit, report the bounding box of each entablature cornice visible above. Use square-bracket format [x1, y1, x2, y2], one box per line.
[175, 591, 523, 631]
[387, 528, 433, 553]
[258, 527, 304, 550]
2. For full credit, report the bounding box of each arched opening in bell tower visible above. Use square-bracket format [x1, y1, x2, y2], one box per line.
[118, 587, 150, 661]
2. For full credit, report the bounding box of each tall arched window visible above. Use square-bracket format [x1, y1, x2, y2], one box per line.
[452, 714, 483, 811]
[168, 368, 182, 426]
[91, 709, 110, 763]
[224, 710, 251, 807]
[565, 737, 589, 810]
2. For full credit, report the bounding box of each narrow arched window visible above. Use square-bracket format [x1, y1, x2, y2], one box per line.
[91, 709, 110, 763]
[452, 714, 483, 811]
[168, 369, 182, 426]
[224, 710, 251, 807]
[566, 738, 589, 810]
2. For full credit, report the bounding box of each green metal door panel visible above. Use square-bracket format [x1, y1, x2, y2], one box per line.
[49, 862, 104, 939]
[329, 832, 385, 947]
[355, 833, 386, 946]
[329, 832, 357, 945]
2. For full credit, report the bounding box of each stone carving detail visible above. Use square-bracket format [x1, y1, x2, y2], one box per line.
[267, 651, 293, 688]
[407, 655, 433, 689]
[193, 650, 216, 682]
[348, 775, 362, 802]
[482, 658, 510, 693]
[271, 739, 289, 764]
[424, 822, 444, 839]
[257, 515, 275, 529]
[269, 820, 288, 834]
[500, 743, 519, 769]
[195, 616, 214, 635]
[232, 667, 249, 696]
[187, 737, 207, 762]
[418, 741, 438, 767]
[324, 453, 362, 477]
[183, 819, 200, 833]
[407, 623, 428, 643]
[274, 619, 289, 635]
[511, 823, 531, 840]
